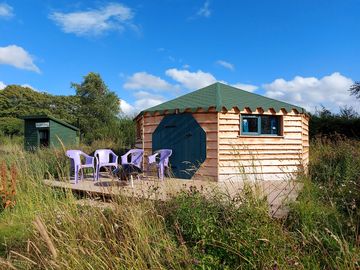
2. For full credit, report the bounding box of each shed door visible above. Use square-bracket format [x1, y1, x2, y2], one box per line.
[38, 129, 49, 147]
[152, 113, 206, 179]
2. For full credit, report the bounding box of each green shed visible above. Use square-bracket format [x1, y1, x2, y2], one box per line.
[22, 115, 79, 150]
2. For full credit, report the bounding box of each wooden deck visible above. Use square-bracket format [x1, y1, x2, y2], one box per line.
[44, 174, 302, 218]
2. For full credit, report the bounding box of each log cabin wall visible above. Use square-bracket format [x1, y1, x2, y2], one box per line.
[138, 110, 218, 181]
[301, 114, 310, 172]
[218, 108, 309, 182]
[136, 108, 309, 182]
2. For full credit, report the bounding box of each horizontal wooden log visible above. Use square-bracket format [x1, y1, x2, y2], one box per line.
[218, 125, 240, 132]
[283, 120, 302, 127]
[219, 149, 303, 155]
[219, 165, 301, 174]
[218, 173, 295, 182]
[219, 154, 302, 161]
[283, 127, 302, 133]
[196, 166, 217, 175]
[218, 118, 240, 125]
[219, 140, 303, 146]
[219, 159, 302, 167]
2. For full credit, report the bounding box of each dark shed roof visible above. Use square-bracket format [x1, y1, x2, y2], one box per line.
[22, 115, 79, 131]
[138, 82, 305, 117]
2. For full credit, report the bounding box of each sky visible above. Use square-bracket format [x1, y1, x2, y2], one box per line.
[0, 0, 360, 116]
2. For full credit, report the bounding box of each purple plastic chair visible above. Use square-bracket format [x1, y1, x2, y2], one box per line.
[121, 149, 144, 170]
[66, 150, 95, 183]
[94, 149, 119, 180]
[120, 149, 144, 186]
[148, 149, 172, 180]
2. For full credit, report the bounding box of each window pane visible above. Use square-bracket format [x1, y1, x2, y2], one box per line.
[242, 117, 258, 133]
[261, 116, 279, 135]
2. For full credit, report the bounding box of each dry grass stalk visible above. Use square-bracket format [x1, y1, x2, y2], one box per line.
[10, 164, 17, 197]
[1, 161, 7, 203]
[0, 256, 18, 270]
[0, 161, 17, 209]
[33, 216, 58, 259]
[9, 250, 38, 266]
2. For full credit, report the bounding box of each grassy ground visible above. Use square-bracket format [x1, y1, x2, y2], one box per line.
[0, 137, 359, 269]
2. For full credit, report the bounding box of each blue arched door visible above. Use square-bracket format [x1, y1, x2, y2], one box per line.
[152, 113, 206, 179]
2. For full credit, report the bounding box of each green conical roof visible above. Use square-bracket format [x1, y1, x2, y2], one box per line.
[139, 82, 305, 116]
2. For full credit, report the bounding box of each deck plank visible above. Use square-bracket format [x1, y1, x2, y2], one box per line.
[44, 175, 302, 218]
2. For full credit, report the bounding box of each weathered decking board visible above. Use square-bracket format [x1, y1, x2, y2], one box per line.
[44, 176, 302, 218]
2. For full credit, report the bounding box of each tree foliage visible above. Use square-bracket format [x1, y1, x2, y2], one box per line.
[350, 81, 360, 99]
[0, 117, 23, 137]
[0, 85, 79, 122]
[71, 72, 121, 143]
[310, 106, 360, 139]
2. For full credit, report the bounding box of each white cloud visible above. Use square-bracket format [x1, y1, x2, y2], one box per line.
[123, 72, 175, 91]
[232, 83, 258, 92]
[0, 82, 41, 92]
[120, 91, 166, 116]
[0, 3, 13, 18]
[216, 60, 234, 71]
[49, 3, 134, 36]
[0, 81, 6, 90]
[134, 91, 166, 109]
[119, 99, 136, 116]
[197, 0, 211, 18]
[263, 72, 356, 112]
[0, 45, 40, 73]
[165, 68, 216, 90]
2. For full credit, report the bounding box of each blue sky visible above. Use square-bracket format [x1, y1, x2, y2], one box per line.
[0, 0, 359, 115]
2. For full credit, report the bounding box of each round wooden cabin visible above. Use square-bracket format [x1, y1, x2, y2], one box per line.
[134, 82, 309, 182]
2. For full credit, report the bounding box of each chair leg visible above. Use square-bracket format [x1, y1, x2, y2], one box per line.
[159, 164, 164, 180]
[74, 167, 78, 184]
[130, 175, 134, 188]
[96, 165, 100, 181]
[92, 168, 96, 181]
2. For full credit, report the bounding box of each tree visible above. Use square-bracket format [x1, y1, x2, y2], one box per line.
[339, 106, 358, 119]
[314, 106, 332, 118]
[350, 82, 360, 99]
[0, 85, 80, 122]
[0, 117, 23, 137]
[71, 72, 120, 143]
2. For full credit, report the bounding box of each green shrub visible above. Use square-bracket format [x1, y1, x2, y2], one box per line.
[162, 187, 300, 269]
[286, 138, 360, 269]
[309, 137, 360, 220]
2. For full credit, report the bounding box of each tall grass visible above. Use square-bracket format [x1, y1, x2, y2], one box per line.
[287, 137, 360, 269]
[0, 137, 359, 269]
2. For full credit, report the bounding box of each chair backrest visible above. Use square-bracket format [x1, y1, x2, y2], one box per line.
[158, 149, 172, 167]
[94, 149, 112, 164]
[66, 150, 82, 167]
[131, 149, 144, 167]
[148, 152, 159, 165]
[123, 149, 144, 167]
